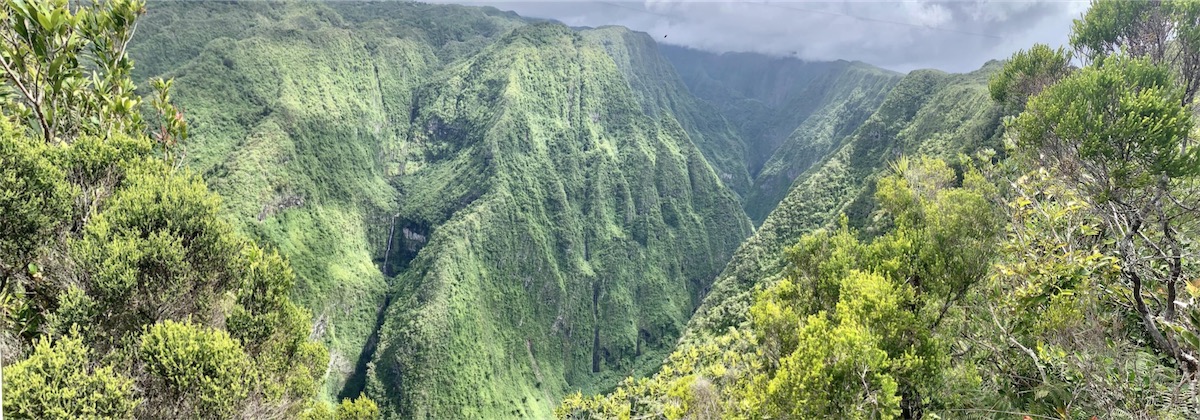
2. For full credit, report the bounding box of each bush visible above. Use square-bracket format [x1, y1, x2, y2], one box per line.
[138, 320, 251, 418]
[0, 121, 72, 272]
[1, 334, 137, 418]
[336, 395, 381, 420]
[73, 162, 241, 334]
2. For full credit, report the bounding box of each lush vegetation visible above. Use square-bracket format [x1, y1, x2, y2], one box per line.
[13, 1, 1197, 418]
[562, 1, 1200, 418]
[0, 0, 366, 417]
[121, 3, 930, 416]
[359, 22, 753, 418]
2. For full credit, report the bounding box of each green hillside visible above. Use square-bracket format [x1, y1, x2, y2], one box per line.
[583, 29, 754, 195]
[121, 2, 1006, 417]
[688, 63, 1004, 344]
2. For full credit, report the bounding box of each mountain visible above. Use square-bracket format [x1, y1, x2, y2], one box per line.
[132, 1, 753, 417]
[689, 63, 1004, 343]
[661, 46, 902, 222]
[364, 22, 754, 417]
[583, 29, 755, 195]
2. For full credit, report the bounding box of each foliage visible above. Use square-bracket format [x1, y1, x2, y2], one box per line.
[561, 157, 1002, 418]
[0, 118, 71, 278]
[1016, 55, 1196, 195]
[0, 0, 147, 142]
[296, 395, 383, 420]
[336, 395, 382, 420]
[1071, 0, 1200, 103]
[744, 276, 902, 420]
[0, 1, 336, 418]
[1015, 53, 1200, 372]
[139, 320, 252, 418]
[950, 2, 1200, 414]
[72, 162, 240, 336]
[988, 44, 1073, 113]
[1, 333, 138, 419]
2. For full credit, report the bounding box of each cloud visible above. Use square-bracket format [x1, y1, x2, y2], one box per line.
[432, 0, 1090, 72]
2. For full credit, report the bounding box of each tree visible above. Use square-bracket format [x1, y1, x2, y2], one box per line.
[988, 44, 1074, 114]
[0, 1, 330, 417]
[0, 0, 147, 143]
[71, 162, 242, 339]
[1072, 0, 1200, 104]
[737, 157, 1000, 418]
[1, 333, 137, 418]
[336, 395, 382, 420]
[1013, 54, 1200, 371]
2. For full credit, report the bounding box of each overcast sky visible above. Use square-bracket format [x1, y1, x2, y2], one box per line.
[430, 0, 1090, 72]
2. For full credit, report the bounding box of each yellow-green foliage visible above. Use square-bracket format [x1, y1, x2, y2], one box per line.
[336, 395, 382, 420]
[563, 157, 1000, 418]
[745, 298, 901, 419]
[139, 320, 252, 418]
[299, 395, 382, 420]
[73, 161, 240, 335]
[1, 334, 138, 419]
[0, 119, 72, 270]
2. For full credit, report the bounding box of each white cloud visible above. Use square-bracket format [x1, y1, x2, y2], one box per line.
[434, 0, 1087, 72]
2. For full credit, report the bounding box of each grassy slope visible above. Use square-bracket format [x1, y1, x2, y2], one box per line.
[131, 0, 527, 398]
[614, 62, 1005, 401]
[365, 23, 752, 419]
[661, 46, 902, 223]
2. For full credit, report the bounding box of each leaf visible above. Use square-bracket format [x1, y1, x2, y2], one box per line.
[1179, 330, 1200, 351]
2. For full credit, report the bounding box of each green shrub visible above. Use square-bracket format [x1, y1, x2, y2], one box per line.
[73, 162, 241, 334]
[336, 395, 381, 420]
[138, 320, 251, 418]
[0, 121, 72, 272]
[1, 334, 138, 418]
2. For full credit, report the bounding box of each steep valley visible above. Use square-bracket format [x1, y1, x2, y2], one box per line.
[129, 1, 995, 417]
